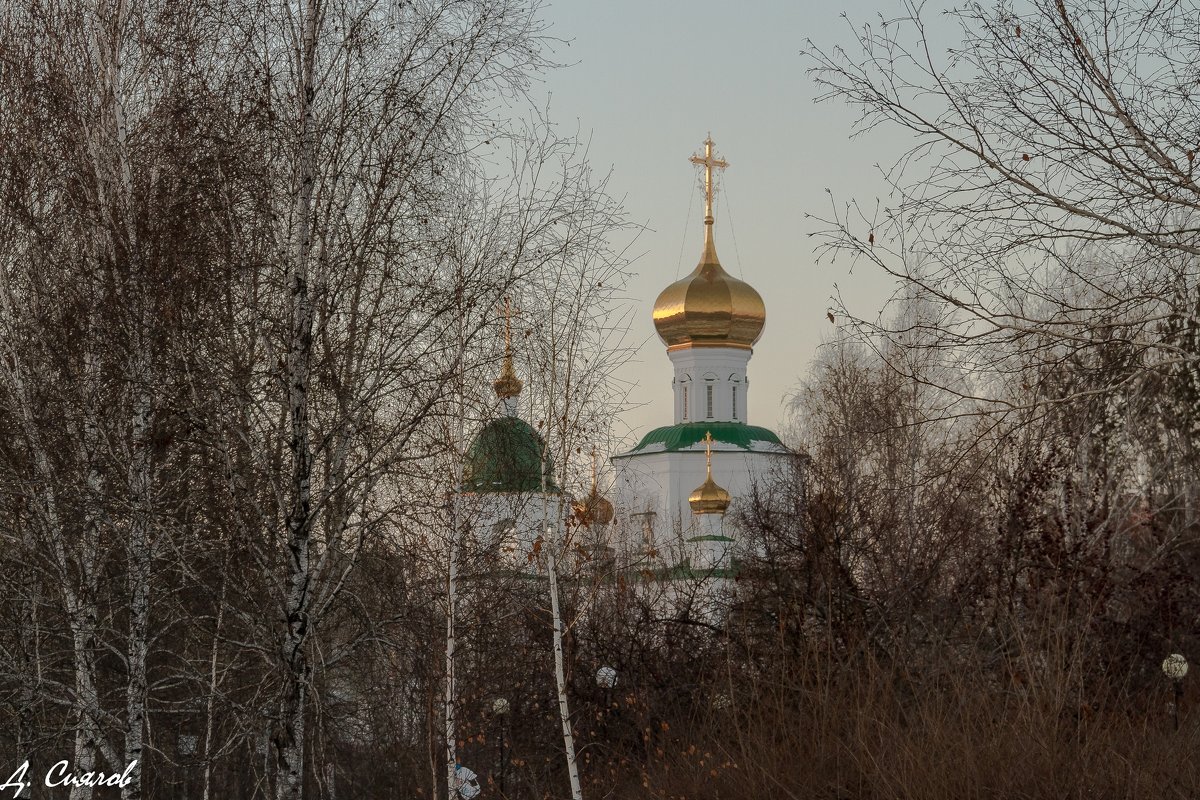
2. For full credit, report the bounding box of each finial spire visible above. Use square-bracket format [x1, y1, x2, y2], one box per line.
[689, 134, 729, 226]
[703, 430, 714, 478]
[493, 296, 523, 411]
[501, 296, 516, 356]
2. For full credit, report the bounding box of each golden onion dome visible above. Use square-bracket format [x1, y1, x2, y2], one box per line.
[653, 136, 765, 351]
[573, 488, 615, 527]
[653, 225, 765, 350]
[689, 431, 731, 515]
[493, 355, 523, 400]
[689, 473, 731, 515]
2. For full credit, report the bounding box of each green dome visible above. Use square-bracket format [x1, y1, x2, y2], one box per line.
[462, 416, 560, 493]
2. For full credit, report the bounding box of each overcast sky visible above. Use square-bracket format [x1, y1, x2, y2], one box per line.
[527, 0, 939, 448]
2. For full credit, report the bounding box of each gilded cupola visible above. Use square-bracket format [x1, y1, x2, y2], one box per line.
[493, 356, 523, 401]
[688, 432, 731, 515]
[653, 137, 766, 352]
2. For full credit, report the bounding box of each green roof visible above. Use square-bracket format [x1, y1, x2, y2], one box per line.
[462, 416, 560, 494]
[620, 421, 785, 455]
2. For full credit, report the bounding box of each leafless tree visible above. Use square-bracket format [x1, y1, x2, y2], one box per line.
[0, 0, 633, 798]
[806, 0, 1200, 414]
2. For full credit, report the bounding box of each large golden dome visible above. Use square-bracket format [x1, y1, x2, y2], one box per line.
[653, 137, 765, 351]
[653, 224, 766, 351]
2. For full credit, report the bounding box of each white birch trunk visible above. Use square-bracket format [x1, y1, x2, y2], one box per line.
[99, 4, 151, 791]
[544, 538, 584, 800]
[17, 504, 40, 800]
[444, 276, 470, 800]
[121, 364, 151, 800]
[71, 307, 107, 800]
[444, 521, 459, 800]
[200, 558, 229, 800]
[538, 279, 586, 800]
[117, 175, 150, 800]
[276, 0, 320, 794]
[70, 630, 101, 800]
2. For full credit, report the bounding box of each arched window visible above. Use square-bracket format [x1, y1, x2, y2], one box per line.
[682, 386, 689, 420]
[706, 384, 714, 419]
[732, 386, 738, 420]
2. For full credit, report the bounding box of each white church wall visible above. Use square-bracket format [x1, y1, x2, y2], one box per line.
[612, 448, 793, 535]
[668, 346, 752, 424]
[454, 490, 571, 571]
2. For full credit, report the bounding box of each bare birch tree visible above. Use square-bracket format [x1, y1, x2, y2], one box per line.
[0, 2, 226, 797]
[518, 150, 633, 800]
[1, 1, 631, 798]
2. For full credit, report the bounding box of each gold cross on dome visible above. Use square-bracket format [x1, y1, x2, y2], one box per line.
[493, 295, 525, 402]
[689, 135, 728, 223]
[703, 431, 714, 475]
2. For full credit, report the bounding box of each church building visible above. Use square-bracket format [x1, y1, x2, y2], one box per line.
[610, 136, 793, 571]
[456, 136, 794, 580]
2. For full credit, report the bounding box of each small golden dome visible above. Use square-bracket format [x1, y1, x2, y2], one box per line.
[573, 448, 614, 526]
[493, 356, 523, 400]
[689, 431, 730, 515]
[689, 474, 731, 515]
[573, 489, 615, 527]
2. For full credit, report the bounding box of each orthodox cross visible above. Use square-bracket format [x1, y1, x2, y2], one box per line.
[498, 295, 520, 356]
[689, 135, 729, 223]
[703, 430, 715, 476]
[493, 296, 525, 401]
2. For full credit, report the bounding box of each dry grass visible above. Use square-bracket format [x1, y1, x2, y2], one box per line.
[607, 637, 1200, 800]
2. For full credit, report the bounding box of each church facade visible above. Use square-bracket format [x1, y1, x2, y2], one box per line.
[610, 136, 793, 573]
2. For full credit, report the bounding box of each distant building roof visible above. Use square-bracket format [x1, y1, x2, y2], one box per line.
[617, 421, 787, 456]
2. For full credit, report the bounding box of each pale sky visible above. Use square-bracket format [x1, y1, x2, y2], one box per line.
[533, 0, 932, 448]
